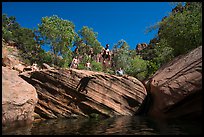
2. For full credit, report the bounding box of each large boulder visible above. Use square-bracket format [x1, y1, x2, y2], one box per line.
[2, 42, 22, 69]
[147, 46, 202, 119]
[20, 68, 147, 119]
[2, 67, 38, 126]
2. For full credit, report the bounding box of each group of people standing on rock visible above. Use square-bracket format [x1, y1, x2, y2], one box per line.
[70, 43, 124, 76]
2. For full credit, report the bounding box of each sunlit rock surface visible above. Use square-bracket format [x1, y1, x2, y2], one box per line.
[2, 67, 38, 126]
[20, 68, 147, 118]
[147, 46, 202, 119]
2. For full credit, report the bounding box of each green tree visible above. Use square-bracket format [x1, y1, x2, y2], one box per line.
[91, 60, 103, 72]
[77, 26, 103, 55]
[73, 35, 88, 56]
[152, 39, 174, 66]
[37, 15, 76, 67]
[112, 40, 131, 72]
[147, 2, 202, 57]
[142, 39, 173, 78]
[126, 55, 148, 81]
[2, 14, 59, 67]
[2, 14, 20, 42]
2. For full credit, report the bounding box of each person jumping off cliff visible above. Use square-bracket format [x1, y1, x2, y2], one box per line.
[76, 76, 96, 94]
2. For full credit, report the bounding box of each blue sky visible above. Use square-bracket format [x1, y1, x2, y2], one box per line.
[2, 2, 177, 51]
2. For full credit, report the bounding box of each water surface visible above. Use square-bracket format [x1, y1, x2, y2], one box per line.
[2, 115, 202, 135]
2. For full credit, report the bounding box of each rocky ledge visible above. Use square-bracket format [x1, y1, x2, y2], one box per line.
[20, 69, 147, 119]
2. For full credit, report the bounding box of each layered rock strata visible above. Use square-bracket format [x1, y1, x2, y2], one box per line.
[20, 69, 147, 118]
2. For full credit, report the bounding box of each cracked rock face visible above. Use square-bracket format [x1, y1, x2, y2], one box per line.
[2, 67, 38, 126]
[148, 46, 202, 119]
[20, 69, 147, 119]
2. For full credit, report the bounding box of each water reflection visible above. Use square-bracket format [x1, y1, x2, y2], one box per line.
[2, 116, 202, 135]
[2, 122, 33, 135]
